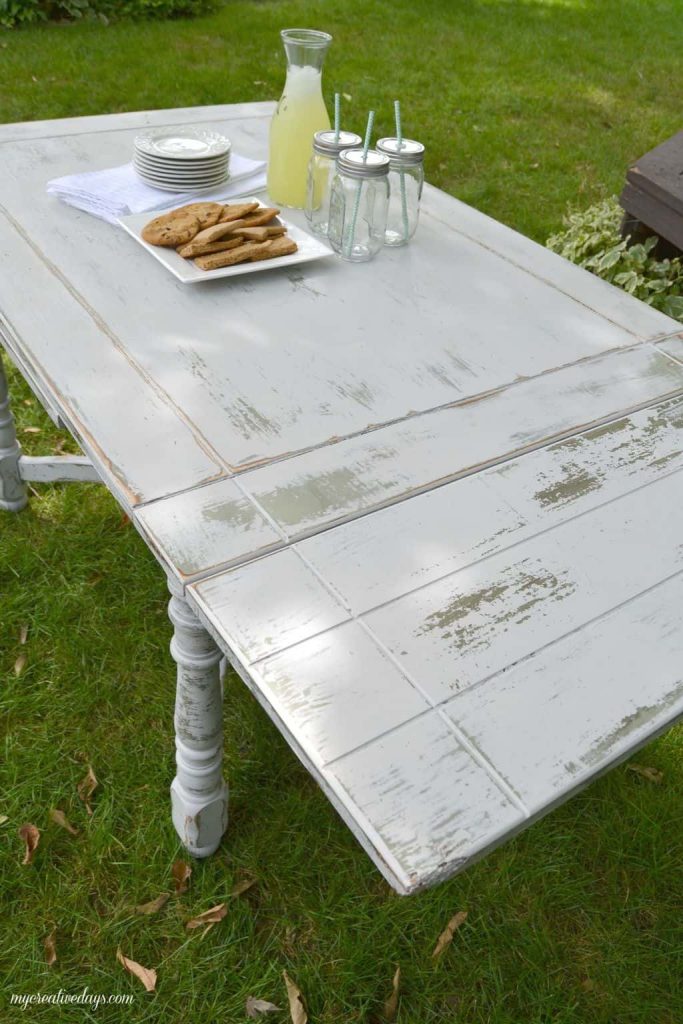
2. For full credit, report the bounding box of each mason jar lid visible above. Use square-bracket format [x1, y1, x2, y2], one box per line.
[313, 130, 363, 156]
[337, 148, 390, 179]
[376, 137, 425, 165]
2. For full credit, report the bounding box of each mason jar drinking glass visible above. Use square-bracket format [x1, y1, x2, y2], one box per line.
[376, 137, 425, 246]
[306, 129, 363, 237]
[327, 148, 390, 262]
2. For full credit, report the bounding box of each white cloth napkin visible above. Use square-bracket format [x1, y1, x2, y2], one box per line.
[47, 153, 267, 224]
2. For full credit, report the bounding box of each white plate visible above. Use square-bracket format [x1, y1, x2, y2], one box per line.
[135, 174, 230, 189]
[134, 160, 230, 181]
[134, 160, 230, 178]
[118, 198, 333, 284]
[134, 170, 230, 192]
[135, 149, 231, 166]
[135, 177, 231, 193]
[135, 145, 229, 162]
[135, 127, 231, 160]
[134, 171, 230, 188]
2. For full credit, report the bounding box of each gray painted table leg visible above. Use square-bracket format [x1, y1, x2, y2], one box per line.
[0, 353, 28, 512]
[168, 577, 228, 857]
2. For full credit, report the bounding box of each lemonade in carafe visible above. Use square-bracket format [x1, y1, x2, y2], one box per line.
[268, 29, 332, 208]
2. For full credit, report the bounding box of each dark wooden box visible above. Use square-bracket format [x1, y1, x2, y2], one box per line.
[620, 130, 683, 255]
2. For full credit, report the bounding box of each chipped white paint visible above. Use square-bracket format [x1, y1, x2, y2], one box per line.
[0, 351, 27, 511]
[423, 183, 677, 342]
[241, 345, 683, 538]
[193, 549, 349, 663]
[0, 234, 222, 507]
[442, 572, 683, 815]
[168, 576, 228, 858]
[19, 454, 99, 484]
[297, 394, 683, 613]
[136, 477, 280, 582]
[324, 711, 525, 892]
[133, 349, 683, 587]
[2, 104, 683, 892]
[655, 332, 683, 365]
[0, 102, 276, 144]
[0, 110, 679, 489]
[364, 467, 683, 701]
[187, 400, 683, 891]
[489, 394, 683, 526]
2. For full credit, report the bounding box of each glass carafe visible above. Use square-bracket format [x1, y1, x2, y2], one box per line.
[267, 28, 332, 209]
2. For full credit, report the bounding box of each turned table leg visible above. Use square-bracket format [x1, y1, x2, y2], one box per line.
[168, 578, 228, 857]
[0, 352, 28, 512]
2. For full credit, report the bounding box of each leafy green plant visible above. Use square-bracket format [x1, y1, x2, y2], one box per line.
[0, 0, 216, 28]
[0, 0, 45, 27]
[547, 197, 683, 321]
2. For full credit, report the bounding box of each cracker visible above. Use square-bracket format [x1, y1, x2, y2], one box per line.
[175, 202, 224, 229]
[142, 209, 200, 247]
[232, 226, 270, 242]
[191, 221, 245, 246]
[213, 219, 247, 235]
[249, 235, 298, 261]
[233, 226, 287, 241]
[239, 207, 281, 228]
[177, 237, 244, 258]
[218, 202, 260, 223]
[194, 240, 272, 271]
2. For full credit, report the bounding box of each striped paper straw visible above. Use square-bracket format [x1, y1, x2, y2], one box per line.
[334, 92, 341, 144]
[395, 99, 410, 242]
[345, 109, 375, 258]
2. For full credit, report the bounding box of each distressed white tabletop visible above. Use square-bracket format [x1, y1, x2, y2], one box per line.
[2, 104, 682, 892]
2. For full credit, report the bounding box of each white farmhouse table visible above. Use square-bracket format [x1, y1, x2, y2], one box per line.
[2, 103, 683, 894]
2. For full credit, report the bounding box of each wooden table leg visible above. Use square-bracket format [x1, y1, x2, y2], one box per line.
[0, 352, 28, 512]
[168, 577, 228, 857]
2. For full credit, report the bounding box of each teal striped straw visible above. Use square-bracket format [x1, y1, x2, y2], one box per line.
[394, 99, 410, 242]
[334, 92, 341, 144]
[345, 109, 375, 258]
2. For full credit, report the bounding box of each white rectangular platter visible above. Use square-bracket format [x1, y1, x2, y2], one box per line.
[118, 197, 333, 284]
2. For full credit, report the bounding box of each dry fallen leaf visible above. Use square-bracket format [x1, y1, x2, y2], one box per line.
[246, 996, 282, 1018]
[185, 903, 227, 930]
[283, 971, 308, 1024]
[49, 808, 79, 836]
[230, 876, 257, 897]
[44, 930, 57, 966]
[628, 763, 664, 785]
[77, 766, 98, 815]
[18, 823, 40, 865]
[383, 966, 400, 1023]
[432, 910, 468, 959]
[14, 653, 27, 677]
[23, 426, 41, 434]
[116, 948, 157, 992]
[0, 815, 8, 826]
[172, 859, 192, 894]
[19, 624, 28, 645]
[135, 893, 170, 915]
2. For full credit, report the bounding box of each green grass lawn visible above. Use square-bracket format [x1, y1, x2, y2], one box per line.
[1, 1, 683, 1021]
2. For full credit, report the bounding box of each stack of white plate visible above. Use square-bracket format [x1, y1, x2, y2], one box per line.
[133, 127, 231, 193]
